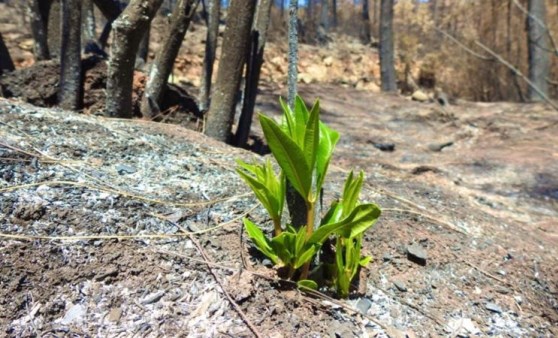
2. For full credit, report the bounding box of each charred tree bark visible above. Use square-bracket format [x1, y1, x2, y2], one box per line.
[105, 0, 163, 118]
[29, 0, 51, 60]
[59, 0, 82, 110]
[198, 0, 220, 111]
[140, 0, 199, 118]
[361, 0, 371, 44]
[0, 32, 15, 76]
[234, 0, 273, 147]
[204, 0, 256, 142]
[527, 0, 550, 102]
[379, 0, 396, 92]
[47, 0, 61, 59]
[317, 0, 329, 44]
[136, 25, 150, 67]
[332, 0, 337, 28]
[82, 0, 97, 44]
[93, 0, 123, 48]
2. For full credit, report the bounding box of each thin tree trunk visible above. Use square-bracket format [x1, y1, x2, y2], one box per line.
[198, 0, 220, 111]
[361, 0, 371, 44]
[47, 0, 62, 59]
[105, 0, 163, 118]
[332, 0, 337, 28]
[136, 25, 150, 67]
[318, 0, 329, 43]
[93, 0, 123, 48]
[507, 0, 525, 102]
[234, 0, 273, 147]
[379, 0, 396, 92]
[286, 0, 307, 229]
[29, 0, 51, 60]
[0, 32, 15, 76]
[527, 0, 550, 101]
[204, 0, 256, 142]
[59, 0, 82, 110]
[82, 0, 96, 43]
[141, 0, 199, 118]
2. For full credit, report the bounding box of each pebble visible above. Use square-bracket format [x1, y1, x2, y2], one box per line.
[486, 302, 502, 314]
[382, 253, 392, 262]
[355, 297, 372, 315]
[372, 142, 395, 152]
[60, 304, 87, 325]
[262, 259, 273, 267]
[394, 280, 408, 292]
[107, 307, 122, 322]
[407, 243, 427, 266]
[140, 290, 166, 305]
[116, 164, 136, 175]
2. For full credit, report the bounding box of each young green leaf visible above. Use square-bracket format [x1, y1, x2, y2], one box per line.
[243, 218, 278, 264]
[309, 204, 381, 245]
[297, 279, 318, 291]
[315, 122, 340, 192]
[260, 114, 311, 199]
[303, 99, 320, 173]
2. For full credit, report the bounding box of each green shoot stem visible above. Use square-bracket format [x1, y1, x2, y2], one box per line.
[299, 200, 315, 280]
[273, 217, 282, 236]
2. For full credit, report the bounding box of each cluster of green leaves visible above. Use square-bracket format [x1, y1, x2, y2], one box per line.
[236, 96, 381, 297]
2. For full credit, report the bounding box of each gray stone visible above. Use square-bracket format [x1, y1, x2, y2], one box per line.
[407, 243, 427, 266]
[394, 280, 408, 292]
[382, 253, 392, 262]
[262, 259, 273, 267]
[60, 304, 87, 325]
[116, 164, 136, 175]
[486, 302, 502, 313]
[356, 297, 372, 315]
[140, 290, 166, 305]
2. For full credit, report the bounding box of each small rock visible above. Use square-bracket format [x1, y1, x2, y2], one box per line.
[394, 280, 408, 292]
[323, 56, 333, 67]
[262, 259, 273, 267]
[428, 141, 453, 152]
[94, 267, 119, 281]
[485, 302, 502, 313]
[407, 243, 427, 266]
[356, 297, 372, 315]
[107, 307, 122, 322]
[382, 253, 392, 262]
[411, 90, 430, 102]
[140, 290, 166, 305]
[116, 164, 136, 175]
[60, 304, 87, 325]
[372, 142, 395, 152]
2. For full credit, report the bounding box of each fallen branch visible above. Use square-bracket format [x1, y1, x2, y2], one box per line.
[434, 27, 493, 61]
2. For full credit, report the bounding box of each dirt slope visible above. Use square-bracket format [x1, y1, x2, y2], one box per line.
[1, 86, 557, 337]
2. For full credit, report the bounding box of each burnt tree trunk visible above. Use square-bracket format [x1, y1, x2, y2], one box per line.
[317, 0, 329, 44]
[59, 0, 82, 110]
[198, 0, 220, 111]
[379, 0, 396, 92]
[0, 32, 15, 76]
[136, 25, 150, 67]
[29, 0, 51, 60]
[361, 0, 371, 44]
[204, 0, 256, 142]
[47, 0, 61, 59]
[234, 0, 273, 147]
[332, 0, 337, 28]
[527, 0, 550, 102]
[105, 0, 163, 118]
[140, 0, 199, 118]
[82, 0, 97, 44]
[93, 0, 123, 48]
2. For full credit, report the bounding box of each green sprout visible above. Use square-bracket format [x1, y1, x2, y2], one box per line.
[236, 96, 381, 297]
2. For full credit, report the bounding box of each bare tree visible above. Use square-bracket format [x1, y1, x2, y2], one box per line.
[379, 0, 396, 92]
[0, 32, 15, 76]
[361, 0, 371, 44]
[82, 0, 96, 44]
[287, 0, 298, 108]
[317, 0, 329, 44]
[47, 0, 61, 59]
[527, 0, 550, 101]
[59, 0, 82, 110]
[234, 0, 273, 147]
[140, 0, 199, 118]
[204, 0, 256, 142]
[93, 0, 124, 49]
[198, 0, 220, 111]
[28, 0, 50, 60]
[136, 26, 150, 67]
[332, 0, 337, 28]
[105, 0, 163, 118]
